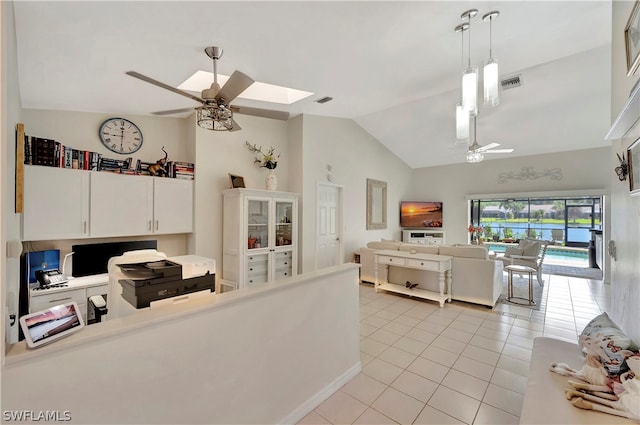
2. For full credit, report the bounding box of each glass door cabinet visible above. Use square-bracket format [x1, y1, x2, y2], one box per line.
[223, 189, 298, 290]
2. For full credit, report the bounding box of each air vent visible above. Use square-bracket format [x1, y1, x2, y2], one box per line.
[315, 96, 333, 104]
[500, 75, 522, 90]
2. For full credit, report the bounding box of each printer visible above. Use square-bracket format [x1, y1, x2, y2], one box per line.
[117, 255, 216, 309]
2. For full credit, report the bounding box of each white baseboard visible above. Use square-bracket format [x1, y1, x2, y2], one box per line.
[279, 361, 362, 424]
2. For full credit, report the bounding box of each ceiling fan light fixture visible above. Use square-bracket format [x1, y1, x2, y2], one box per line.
[466, 150, 484, 163]
[196, 105, 234, 131]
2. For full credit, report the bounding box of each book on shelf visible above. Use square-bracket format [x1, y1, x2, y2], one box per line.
[175, 172, 195, 180]
[89, 152, 101, 171]
[32, 137, 57, 167]
[63, 147, 73, 168]
[23, 135, 32, 165]
[165, 160, 195, 178]
[71, 149, 79, 169]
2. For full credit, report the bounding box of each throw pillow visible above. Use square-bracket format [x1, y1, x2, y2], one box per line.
[504, 247, 524, 257]
[579, 312, 640, 377]
[517, 239, 540, 257]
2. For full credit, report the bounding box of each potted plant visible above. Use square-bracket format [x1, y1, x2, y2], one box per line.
[246, 141, 280, 190]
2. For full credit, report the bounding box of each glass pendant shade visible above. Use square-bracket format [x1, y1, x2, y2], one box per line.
[483, 57, 499, 107]
[456, 102, 470, 143]
[462, 66, 478, 116]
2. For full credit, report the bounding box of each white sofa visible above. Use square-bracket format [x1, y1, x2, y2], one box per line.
[359, 241, 503, 308]
[520, 337, 634, 424]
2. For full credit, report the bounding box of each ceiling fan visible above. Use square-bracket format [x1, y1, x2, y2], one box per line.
[466, 116, 513, 162]
[126, 46, 289, 131]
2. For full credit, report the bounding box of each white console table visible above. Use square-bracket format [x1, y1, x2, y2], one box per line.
[374, 249, 452, 307]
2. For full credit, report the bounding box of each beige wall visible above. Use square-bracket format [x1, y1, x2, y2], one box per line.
[191, 112, 290, 275]
[608, 0, 640, 344]
[299, 115, 413, 272]
[3, 0, 24, 349]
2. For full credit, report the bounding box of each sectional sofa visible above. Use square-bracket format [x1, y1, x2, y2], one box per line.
[359, 240, 503, 307]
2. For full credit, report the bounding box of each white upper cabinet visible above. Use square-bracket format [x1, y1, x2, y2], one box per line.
[23, 166, 90, 241]
[89, 172, 154, 238]
[22, 165, 194, 241]
[153, 177, 193, 234]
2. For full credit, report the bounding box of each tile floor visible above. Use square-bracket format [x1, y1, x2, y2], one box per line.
[298, 272, 610, 425]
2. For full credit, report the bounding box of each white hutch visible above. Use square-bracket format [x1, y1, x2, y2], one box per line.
[222, 189, 298, 289]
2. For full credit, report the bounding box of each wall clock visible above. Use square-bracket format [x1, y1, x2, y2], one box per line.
[99, 117, 143, 154]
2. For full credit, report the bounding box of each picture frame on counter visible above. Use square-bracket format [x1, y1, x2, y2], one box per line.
[628, 137, 640, 196]
[625, 0, 640, 76]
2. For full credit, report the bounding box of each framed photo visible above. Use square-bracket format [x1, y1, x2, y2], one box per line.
[625, 0, 640, 76]
[228, 174, 245, 189]
[628, 138, 640, 196]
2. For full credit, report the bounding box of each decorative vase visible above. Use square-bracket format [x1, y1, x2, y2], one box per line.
[265, 168, 277, 191]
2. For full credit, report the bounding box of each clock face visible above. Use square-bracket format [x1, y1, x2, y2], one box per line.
[99, 118, 143, 154]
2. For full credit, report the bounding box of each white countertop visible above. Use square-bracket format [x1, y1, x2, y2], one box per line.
[30, 273, 109, 296]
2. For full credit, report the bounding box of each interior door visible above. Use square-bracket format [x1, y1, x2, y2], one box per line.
[316, 183, 342, 269]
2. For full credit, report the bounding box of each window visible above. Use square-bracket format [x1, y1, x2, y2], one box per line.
[469, 196, 601, 247]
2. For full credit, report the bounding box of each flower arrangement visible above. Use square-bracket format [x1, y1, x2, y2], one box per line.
[245, 141, 279, 169]
[467, 224, 483, 234]
[468, 224, 484, 243]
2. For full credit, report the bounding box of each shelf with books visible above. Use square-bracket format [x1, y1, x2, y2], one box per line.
[23, 133, 195, 179]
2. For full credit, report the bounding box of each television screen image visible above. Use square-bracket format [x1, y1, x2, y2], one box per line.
[400, 201, 443, 228]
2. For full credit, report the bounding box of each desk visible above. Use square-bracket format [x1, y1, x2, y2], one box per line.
[30, 274, 109, 323]
[374, 250, 452, 307]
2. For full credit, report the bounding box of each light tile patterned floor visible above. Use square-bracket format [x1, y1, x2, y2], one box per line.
[298, 273, 610, 425]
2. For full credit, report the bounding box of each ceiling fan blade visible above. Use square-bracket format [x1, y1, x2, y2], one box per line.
[476, 142, 501, 152]
[215, 70, 254, 103]
[231, 105, 289, 121]
[229, 119, 242, 132]
[486, 149, 514, 153]
[126, 71, 205, 105]
[152, 108, 194, 116]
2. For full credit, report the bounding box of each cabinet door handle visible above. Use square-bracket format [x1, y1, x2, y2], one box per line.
[155, 220, 159, 231]
[83, 221, 87, 234]
[49, 297, 72, 303]
[249, 268, 254, 271]
[148, 220, 152, 231]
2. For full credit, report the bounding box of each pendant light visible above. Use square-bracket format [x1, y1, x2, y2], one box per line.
[455, 22, 470, 144]
[461, 9, 478, 117]
[482, 11, 500, 107]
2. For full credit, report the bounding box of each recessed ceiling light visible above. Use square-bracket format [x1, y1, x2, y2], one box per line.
[178, 71, 313, 105]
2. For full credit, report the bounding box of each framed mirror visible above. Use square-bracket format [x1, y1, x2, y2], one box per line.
[366, 178, 387, 230]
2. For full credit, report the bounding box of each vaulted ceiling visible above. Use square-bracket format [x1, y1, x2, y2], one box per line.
[12, 1, 612, 168]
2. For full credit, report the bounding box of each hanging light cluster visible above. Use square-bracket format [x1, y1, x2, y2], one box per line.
[455, 9, 500, 145]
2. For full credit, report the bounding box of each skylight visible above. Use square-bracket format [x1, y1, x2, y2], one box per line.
[178, 71, 313, 105]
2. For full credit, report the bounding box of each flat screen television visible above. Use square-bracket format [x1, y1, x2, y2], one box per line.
[400, 201, 443, 228]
